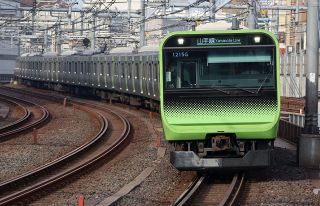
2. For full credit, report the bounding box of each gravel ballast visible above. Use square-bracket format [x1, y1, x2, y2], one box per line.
[0, 103, 99, 181]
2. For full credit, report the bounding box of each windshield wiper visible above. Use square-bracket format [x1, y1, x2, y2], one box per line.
[213, 84, 256, 94]
[256, 71, 273, 94]
[210, 86, 230, 94]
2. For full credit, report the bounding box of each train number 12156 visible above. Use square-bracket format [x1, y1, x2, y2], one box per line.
[172, 51, 189, 58]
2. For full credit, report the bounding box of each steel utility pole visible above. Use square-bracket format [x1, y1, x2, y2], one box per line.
[248, 0, 256, 29]
[299, 0, 320, 169]
[304, 0, 319, 134]
[91, 14, 96, 49]
[128, 0, 131, 32]
[210, 0, 215, 22]
[140, 0, 145, 47]
[32, 0, 36, 33]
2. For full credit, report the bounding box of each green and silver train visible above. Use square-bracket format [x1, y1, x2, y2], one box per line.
[160, 29, 280, 170]
[15, 29, 280, 171]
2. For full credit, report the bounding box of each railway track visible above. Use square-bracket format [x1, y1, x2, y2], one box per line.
[173, 173, 245, 206]
[0, 93, 50, 141]
[0, 96, 31, 133]
[0, 89, 131, 206]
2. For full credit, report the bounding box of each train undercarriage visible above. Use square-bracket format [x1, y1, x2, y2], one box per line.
[170, 135, 274, 170]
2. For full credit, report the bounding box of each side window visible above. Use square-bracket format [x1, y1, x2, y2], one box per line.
[80, 62, 84, 74]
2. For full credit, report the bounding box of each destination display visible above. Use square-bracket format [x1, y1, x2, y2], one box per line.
[163, 33, 275, 48]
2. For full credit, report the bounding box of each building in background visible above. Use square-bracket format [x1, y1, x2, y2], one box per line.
[0, 0, 20, 79]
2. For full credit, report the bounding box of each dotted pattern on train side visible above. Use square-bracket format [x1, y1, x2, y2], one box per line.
[163, 96, 278, 122]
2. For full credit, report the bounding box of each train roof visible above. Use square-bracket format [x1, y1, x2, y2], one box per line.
[42, 52, 58, 57]
[138, 46, 159, 53]
[61, 50, 79, 56]
[109, 47, 135, 54]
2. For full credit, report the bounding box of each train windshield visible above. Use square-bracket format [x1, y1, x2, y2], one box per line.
[164, 47, 275, 92]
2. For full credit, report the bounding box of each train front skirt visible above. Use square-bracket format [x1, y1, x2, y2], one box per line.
[170, 150, 270, 170]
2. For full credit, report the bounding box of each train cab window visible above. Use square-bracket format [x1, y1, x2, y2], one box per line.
[164, 47, 275, 91]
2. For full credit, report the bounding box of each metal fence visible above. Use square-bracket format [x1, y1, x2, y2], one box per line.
[0, 74, 14, 83]
[278, 119, 302, 144]
[280, 52, 307, 98]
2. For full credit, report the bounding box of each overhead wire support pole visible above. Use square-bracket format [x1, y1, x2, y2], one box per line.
[80, 11, 84, 36]
[32, 0, 36, 34]
[298, 0, 320, 169]
[140, 0, 145, 47]
[304, 0, 319, 134]
[248, 0, 256, 29]
[210, 0, 215, 22]
[91, 14, 96, 49]
[128, 0, 131, 32]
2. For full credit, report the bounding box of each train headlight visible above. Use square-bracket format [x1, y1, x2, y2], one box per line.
[178, 38, 184, 45]
[254, 36, 261, 43]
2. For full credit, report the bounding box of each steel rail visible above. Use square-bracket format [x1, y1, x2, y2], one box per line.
[0, 100, 131, 205]
[0, 93, 50, 141]
[0, 96, 31, 134]
[219, 173, 245, 206]
[172, 173, 245, 206]
[0, 104, 108, 205]
[172, 175, 206, 206]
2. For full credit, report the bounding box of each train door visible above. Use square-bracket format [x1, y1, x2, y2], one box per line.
[34, 61, 37, 80]
[132, 56, 139, 95]
[85, 60, 90, 85]
[92, 61, 97, 86]
[153, 59, 159, 99]
[119, 61, 125, 91]
[127, 59, 133, 93]
[177, 61, 197, 88]
[67, 61, 71, 83]
[125, 59, 130, 92]
[147, 62, 153, 97]
[80, 61, 84, 85]
[74, 60, 78, 84]
[113, 57, 120, 90]
[141, 57, 148, 96]
[48, 60, 51, 81]
[39, 60, 42, 80]
[111, 57, 116, 90]
[71, 59, 75, 84]
[106, 57, 112, 89]
[98, 58, 104, 87]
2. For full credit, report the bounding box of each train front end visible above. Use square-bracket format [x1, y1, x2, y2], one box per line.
[160, 30, 280, 170]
